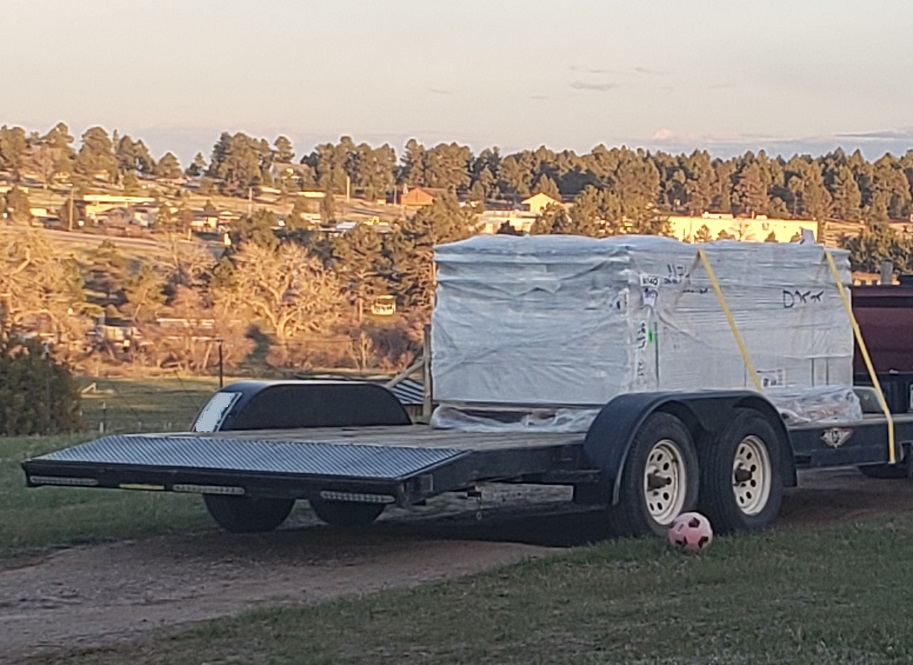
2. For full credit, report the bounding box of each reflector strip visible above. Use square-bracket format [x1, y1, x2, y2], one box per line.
[319, 490, 395, 504]
[173, 484, 245, 495]
[119, 483, 165, 491]
[29, 476, 99, 487]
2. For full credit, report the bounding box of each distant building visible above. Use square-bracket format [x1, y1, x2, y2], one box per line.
[271, 162, 313, 183]
[477, 210, 538, 234]
[82, 194, 156, 219]
[191, 209, 221, 230]
[401, 186, 445, 207]
[370, 295, 396, 316]
[666, 212, 819, 243]
[522, 192, 562, 214]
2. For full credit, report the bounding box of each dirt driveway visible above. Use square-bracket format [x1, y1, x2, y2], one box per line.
[3, 467, 913, 663]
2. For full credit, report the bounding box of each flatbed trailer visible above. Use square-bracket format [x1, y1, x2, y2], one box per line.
[23, 246, 913, 539]
[21, 379, 913, 538]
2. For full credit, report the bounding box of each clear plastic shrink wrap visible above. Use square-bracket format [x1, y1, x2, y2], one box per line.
[430, 235, 858, 429]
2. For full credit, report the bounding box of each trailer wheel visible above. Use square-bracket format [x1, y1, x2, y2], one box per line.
[310, 499, 385, 526]
[698, 408, 783, 533]
[606, 412, 699, 538]
[203, 495, 295, 533]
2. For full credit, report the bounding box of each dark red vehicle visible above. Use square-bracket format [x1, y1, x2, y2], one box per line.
[852, 279, 913, 412]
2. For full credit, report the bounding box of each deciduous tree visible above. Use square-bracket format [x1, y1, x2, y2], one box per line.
[213, 240, 345, 340]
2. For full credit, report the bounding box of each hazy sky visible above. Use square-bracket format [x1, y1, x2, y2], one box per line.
[4, 0, 913, 164]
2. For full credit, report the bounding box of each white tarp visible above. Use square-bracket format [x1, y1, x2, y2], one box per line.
[431, 235, 853, 408]
[429, 384, 863, 432]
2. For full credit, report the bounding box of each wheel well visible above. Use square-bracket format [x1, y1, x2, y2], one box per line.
[656, 397, 796, 489]
[214, 381, 411, 431]
[583, 390, 798, 506]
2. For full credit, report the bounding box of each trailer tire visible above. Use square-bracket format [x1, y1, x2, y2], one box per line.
[698, 408, 783, 533]
[310, 499, 385, 526]
[203, 495, 295, 533]
[606, 412, 699, 538]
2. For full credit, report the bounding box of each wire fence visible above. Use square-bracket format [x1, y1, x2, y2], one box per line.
[79, 376, 217, 434]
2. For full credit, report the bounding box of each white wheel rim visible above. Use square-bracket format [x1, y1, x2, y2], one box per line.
[733, 435, 772, 516]
[643, 439, 687, 525]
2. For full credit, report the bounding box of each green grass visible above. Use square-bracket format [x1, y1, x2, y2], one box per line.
[38, 517, 913, 665]
[78, 376, 223, 433]
[0, 436, 211, 558]
[1, 376, 255, 558]
[9, 376, 913, 662]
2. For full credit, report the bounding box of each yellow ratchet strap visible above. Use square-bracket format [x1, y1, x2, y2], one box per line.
[823, 250, 895, 463]
[697, 248, 763, 393]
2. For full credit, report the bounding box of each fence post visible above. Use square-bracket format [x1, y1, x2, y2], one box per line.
[422, 324, 432, 419]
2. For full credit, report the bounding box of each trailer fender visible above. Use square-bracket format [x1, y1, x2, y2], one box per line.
[194, 380, 411, 432]
[583, 391, 795, 505]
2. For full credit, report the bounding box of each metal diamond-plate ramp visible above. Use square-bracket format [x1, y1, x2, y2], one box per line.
[38, 435, 468, 480]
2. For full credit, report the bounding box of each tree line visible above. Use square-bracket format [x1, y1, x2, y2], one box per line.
[4, 122, 913, 226]
[4, 122, 913, 377]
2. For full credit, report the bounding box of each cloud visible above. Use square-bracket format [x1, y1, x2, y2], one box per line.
[570, 81, 619, 92]
[836, 128, 913, 140]
[569, 65, 615, 75]
[529, 94, 549, 100]
[708, 83, 733, 90]
[634, 66, 666, 76]
[429, 87, 454, 95]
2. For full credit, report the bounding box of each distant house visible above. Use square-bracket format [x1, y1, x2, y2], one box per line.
[82, 194, 156, 219]
[522, 192, 562, 214]
[401, 186, 445, 207]
[271, 162, 312, 182]
[191, 209, 220, 230]
[370, 295, 396, 316]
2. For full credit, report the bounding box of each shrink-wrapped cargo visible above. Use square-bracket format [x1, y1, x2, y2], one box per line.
[431, 235, 852, 407]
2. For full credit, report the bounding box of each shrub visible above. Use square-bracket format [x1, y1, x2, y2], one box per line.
[0, 337, 85, 436]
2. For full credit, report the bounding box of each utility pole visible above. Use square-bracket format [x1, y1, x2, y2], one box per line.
[217, 338, 224, 388]
[68, 185, 74, 232]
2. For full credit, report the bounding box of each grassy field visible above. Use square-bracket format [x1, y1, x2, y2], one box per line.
[0, 435, 211, 557]
[77, 375, 222, 433]
[8, 378, 913, 663]
[37, 516, 913, 665]
[1, 377, 224, 557]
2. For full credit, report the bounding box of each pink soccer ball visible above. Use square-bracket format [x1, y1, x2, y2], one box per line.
[667, 512, 713, 553]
